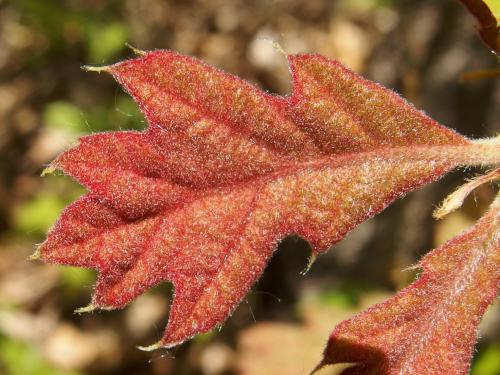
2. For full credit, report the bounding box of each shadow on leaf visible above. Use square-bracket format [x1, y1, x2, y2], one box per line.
[316, 338, 388, 375]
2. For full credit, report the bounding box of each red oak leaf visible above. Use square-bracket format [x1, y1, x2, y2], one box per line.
[36, 50, 500, 349]
[316, 194, 500, 375]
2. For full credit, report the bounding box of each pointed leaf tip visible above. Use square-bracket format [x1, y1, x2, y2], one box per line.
[74, 304, 98, 314]
[41, 165, 56, 177]
[73, 303, 116, 314]
[75, 303, 119, 314]
[300, 254, 317, 276]
[81, 65, 112, 73]
[137, 341, 163, 352]
[125, 43, 147, 56]
[28, 247, 41, 260]
[434, 168, 500, 219]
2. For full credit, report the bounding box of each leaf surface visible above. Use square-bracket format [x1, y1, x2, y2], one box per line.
[317, 194, 500, 375]
[37, 50, 498, 348]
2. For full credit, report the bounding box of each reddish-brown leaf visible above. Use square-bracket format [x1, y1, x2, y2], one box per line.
[459, 0, 500, 55]
[316, 194, 500, 375]
[36, 51, 499, 349]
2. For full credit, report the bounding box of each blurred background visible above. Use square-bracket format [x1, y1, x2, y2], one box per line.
[0, 0, 499, 374]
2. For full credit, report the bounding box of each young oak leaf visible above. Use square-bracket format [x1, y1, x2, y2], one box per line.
[316, 194, 500, 375]
[36, 50, 500, 349]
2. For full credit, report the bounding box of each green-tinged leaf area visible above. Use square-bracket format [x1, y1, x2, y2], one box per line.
[0, 337, 84, 375]
[473, 344, 500, 375]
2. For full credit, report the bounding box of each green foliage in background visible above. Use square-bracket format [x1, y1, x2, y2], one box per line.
[43, 97, 144, 134]
[0, 337, 84, 375]
[43, 102, 87, 135]
[13, 176, 85, 237]
[14, 193, 66, 236]
[15, 0, 129, 63]
[317, 281, 374, 308]
[87, 22, 128, 63]
[472, 344, 500, 375]
[59, 266, 96, 304]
